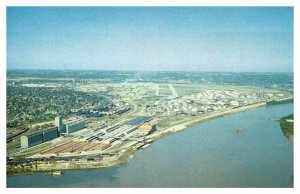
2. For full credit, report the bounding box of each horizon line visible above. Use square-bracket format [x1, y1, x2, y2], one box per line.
[6, 68, 294, 74]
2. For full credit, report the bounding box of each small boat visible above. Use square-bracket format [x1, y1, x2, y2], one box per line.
[52, 170, 63, 176]
[233, 128, 244, 134]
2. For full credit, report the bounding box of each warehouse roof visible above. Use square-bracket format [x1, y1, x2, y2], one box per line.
[25, 126, 58, 137]
[125, 116, 151, 126]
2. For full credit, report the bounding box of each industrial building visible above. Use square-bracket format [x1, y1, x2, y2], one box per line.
[21, 132, 43, 148]
[42, 127, 59, 142]
[125, 116, 151, 126]
[137, 122, 156, 136]
[55, 116, 63, 134]
[20, 126, 59, 149]
[64, 119, 86, 134]
[21, 116, 86, 148]
[55, 116, 86, 134]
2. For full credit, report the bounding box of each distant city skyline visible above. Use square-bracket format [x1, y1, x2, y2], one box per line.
[7, 7, 293, 72]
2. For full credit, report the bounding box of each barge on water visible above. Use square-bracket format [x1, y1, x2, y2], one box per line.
[52, 170, 63, 176]
[140, 143, 151, 149]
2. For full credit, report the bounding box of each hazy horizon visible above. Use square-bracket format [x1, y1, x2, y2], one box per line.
[7, 7, 293, 72]
[6, 68, 294, 73]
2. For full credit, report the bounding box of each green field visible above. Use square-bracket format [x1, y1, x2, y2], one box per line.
[173, 84, 203, 96]
[157, 116, 193, 129]
[20, 142, 52, 154]
[138, 87, 160, 104]
[159, 84, 172, 96]
[173, 83, 273, 97]
[145, 89, 156, 97]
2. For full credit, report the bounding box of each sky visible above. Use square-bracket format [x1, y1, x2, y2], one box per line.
[7, 7, 293, 72]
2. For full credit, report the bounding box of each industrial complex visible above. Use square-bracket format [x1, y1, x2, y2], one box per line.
[20, 116, 86, 148]
[6, 74, 293, 175]
[17, 115, 157, 159]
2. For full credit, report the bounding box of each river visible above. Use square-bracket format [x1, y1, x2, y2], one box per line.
[7, 103, 293, 188]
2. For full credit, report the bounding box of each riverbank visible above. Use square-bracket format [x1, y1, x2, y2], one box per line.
[279, 114, 294, 142]
[153, 101, 268, 135]
[7, 99, 293, 176]
[7, 145, 139, 176]
[8, 101, 294, 188]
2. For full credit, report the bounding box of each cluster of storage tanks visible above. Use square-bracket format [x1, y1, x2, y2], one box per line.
[20, 116, 86, 148]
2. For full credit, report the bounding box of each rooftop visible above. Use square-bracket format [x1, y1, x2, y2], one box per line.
[125, 116, 151, 126]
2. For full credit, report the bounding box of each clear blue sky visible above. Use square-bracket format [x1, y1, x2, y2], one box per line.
[7, 7, 293, 72]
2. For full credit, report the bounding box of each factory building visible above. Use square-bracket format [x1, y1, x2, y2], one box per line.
[55, 116, 86, 135]
[21, 126, 59, 149]
[55, 116, 64, 135]
[64, 119, 86, 134]
[137, 122, 156, 136]
[21, 116, 85, 148]
[21, 132, 43, 149]
[42, 127, 59, 142]
[125, 116, 152, 126]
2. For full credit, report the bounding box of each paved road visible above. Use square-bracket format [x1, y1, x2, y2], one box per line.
[169, 84, 179, 98]
[156, 84, 159, 96]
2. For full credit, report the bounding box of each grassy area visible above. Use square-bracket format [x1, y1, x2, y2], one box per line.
[173, 83, 272, 97]
[159, 84, 172, 96]
[279, 114, 294, 141]
[20, 142, 52, 154]
[145, 89, 156, 96]
[138, 86, 161, 101]
[173, 84, 203, 96]
[141, 96, 160, 101]
[157, 116, 193, 129]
